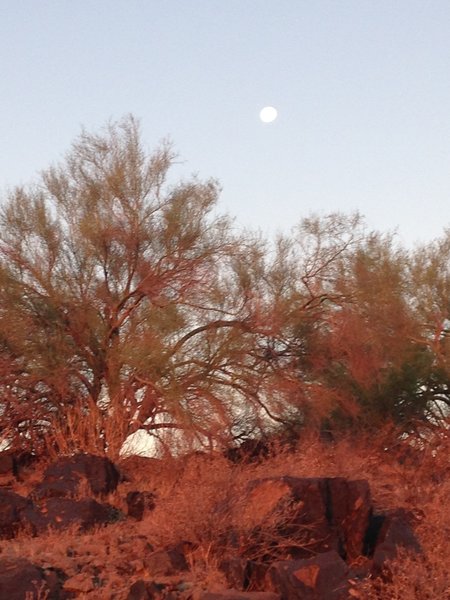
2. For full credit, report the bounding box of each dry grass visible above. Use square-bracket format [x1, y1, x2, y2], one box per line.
[0, 428, 448, 598]
[357, 472, 450, 599]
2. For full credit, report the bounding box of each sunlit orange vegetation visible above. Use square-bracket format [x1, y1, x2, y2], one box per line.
[0, 117, 449, 596]
[0, 118, 449, 458]
[0, 428, 448, 599]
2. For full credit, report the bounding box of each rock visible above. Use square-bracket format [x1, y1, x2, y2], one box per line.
[327, 477, 372, 560]
[145, 544, 189, 576]
[31, 478, 79, 501]
[266, 551, 350, 600]
[34, 453, 120, 499]
[0, 489, 32, 539]
[25, 497, 118, 534]
[246, 562, 270, 592]
[0, 557, 63, 599]
[63, 572, 95, 594]
[363, 513, 385, 556]
[2, 489, 111, 540]
[127, 490, 156, 520]
[127, 580, 166, 600]
[201, 592, 280, 600]
[241, 477, 334, 559]
[219, 558, 250, 590]
[19, 503, 50, 536]
[241, 476, 372, 561]
[219, 559, 269, 593]
[46, 497, 118, 531]
[372, 508, 421, 577]
[127, 580, 149, 600]
[126, 580, 187, 600]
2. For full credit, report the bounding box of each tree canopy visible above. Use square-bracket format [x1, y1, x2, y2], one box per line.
[0, 116, 449, 457]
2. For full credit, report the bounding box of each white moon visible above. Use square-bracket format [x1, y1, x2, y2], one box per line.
[259, 106, 278, 123]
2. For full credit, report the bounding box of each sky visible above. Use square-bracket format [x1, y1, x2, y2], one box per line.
[1, 1, 450, 247]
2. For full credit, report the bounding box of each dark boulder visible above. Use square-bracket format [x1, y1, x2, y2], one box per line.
[219, 559, 268, 592]
[241, 477, 333, 559]
[144, 543, 190, 577]
[266, 551, 349, 600]
[127, 580, 166, 600]
[24, 497, 119, 534]
[33, 453, 120, 500]
[0, 557, 64, 599]
[219, 558, 252, 590]
[241, 476, 372, 560]
[0, 489, 32, 539]
[46, 497, 119, 531]
[63, 572, 96, 595]
[371, 508, 421, 577]
[31, 478, 79, 501]
[327, 477, 372, 560]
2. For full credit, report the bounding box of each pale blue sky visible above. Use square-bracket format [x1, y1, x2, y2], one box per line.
[1, 1, 450, 245]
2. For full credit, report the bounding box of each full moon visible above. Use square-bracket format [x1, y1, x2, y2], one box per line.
[259, 106, 278, 123]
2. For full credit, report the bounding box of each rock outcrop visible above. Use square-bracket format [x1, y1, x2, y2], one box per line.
[0, 451, 422, 599]
[0, 557, 64, 600]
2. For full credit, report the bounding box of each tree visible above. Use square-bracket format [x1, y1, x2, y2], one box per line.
[302, 230, 450, 432]
[1, 117, 448, 456]
[243, 212, 368, 430]
[407, 230, 450, 424]
[248, 219, 450, 435]
[0, 116, 265, 456]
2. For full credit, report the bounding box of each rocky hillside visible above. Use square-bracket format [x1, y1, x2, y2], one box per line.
[0, 431, 448, 599]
